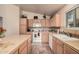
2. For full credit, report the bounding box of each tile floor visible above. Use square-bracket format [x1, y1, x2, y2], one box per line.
[32, 42, 52, 54]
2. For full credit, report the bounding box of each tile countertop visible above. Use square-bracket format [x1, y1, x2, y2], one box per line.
[0, 35, 31, 54]
[52, 34, 79, 53]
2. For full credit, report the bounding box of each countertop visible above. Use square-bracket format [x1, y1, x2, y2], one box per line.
[0, 35, 31, 54]
[52, 34, 79, 53]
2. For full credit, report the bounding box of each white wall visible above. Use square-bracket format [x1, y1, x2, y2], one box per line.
[57, 4, 77, 27]
[0, 5, 20, 36]
[22, 10, 50, 19]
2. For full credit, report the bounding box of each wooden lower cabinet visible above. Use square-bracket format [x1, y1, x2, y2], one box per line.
[18, 38, 32, 54]
[52, 36, 78, 54]
[20, 25, 27, 34]
[56, 39, 64, 54]
[10, 49, 19, 54]
[27, 38, 32, 54]
[52, 37, 64, 54]
[52, 38, 57, 53]
[64, 44, 78, 54]
[19, 41, 28, 54]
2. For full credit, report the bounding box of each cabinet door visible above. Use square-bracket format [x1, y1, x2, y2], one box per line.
[56, 45, 63, 54]
[28, 38, 32, 53]
[20, 18, 27, 34]
[51, 14, 60, 27]
[64, 45, 78, 54]
[45, 20, 50, 27]
[50, 18, 54, 26]
[20, 25, 27, 34]
[56, 39, 64, 54]
[52, 37, 64, 54]
[52, 37, 57, 53]
[28, 19, 33, 27]
[41, 20, 46, 27]
[19, 41, 28, 54]
[20, 18, 27, 25]
[42, 32, 49, 43]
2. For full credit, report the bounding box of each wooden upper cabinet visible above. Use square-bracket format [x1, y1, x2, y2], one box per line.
[51, 14, 61, 27]
[45, 20, 51, 27]
[20, 18, 27, 34]
[41, 20, 46, 27]
[20, 18, 27, 25]
[28, 19, 33, 27]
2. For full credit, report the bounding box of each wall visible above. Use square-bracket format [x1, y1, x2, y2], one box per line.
[0, 5, 20, 36]
[22, 10, 50, 19]
[57, 4, 77, 27]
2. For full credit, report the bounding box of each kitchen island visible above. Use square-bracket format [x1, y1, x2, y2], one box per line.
[0, 35, 32, 54]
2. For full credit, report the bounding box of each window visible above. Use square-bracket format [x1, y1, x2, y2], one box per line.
[76, 7, 79, 27]
[66, 7, 79, 28]
[0, 17, 3, 28]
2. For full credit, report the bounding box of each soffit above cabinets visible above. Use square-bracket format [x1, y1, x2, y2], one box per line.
[16, 4, 66, 16]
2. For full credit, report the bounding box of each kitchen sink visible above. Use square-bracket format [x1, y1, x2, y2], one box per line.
[58, 34, 79, 41]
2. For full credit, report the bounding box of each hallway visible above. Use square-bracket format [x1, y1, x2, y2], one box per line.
[32, 43, 52, 54]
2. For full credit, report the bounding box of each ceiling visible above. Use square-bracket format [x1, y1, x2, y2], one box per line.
[17, 4, 65, 16]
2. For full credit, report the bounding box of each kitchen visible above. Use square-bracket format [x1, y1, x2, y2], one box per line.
[0, 4, 79, 54]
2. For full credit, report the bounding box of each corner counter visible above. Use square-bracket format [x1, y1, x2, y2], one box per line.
[52, 33, 79, 54]
[0, 35, 32, 54]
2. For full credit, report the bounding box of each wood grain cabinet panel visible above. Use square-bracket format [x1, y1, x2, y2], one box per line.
[56, 39, 64, 54]
[45, 20, 50, 27]
[52, 37, 64, 54]
[42, 32, 49, 43]
[20, 18, 27, 25]
[50, 14, 61, 27]
[20, 18, 27, 34]
[28, 19, 33, 27]
[27, 38, 32, 53]
[20, 25, 27, 34]
[19, 41, 28, 54]
[41, 20, 46, 27]
[52, 36, 79, 54]
[52, 37, 57, 53]
[64, 44, 78, 54]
